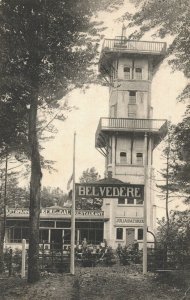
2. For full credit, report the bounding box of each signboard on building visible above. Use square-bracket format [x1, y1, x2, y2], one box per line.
[6, 208, 104, 218]
[75, 183, 144, 199]
[115, 217, 144, 226]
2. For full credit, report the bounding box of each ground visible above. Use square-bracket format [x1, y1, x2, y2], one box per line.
[0, 265, 189, 300]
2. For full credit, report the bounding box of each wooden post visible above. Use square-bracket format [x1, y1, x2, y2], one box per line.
[143, 133, 148, 275]
[8, 249, 13, 277]
[21, 239, 26, 278]
[77, 230, 80, 246]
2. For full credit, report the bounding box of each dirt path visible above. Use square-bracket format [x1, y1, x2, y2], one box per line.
[0, 265, 188, 300]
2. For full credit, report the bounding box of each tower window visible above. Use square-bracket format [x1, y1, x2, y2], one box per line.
[129, 91, 136, 104]
[120, 152, 127, 164]
[135, 68, 142, 80]
[138, 228, 143, 240]
[123, 66, 131, 79]
[136, 153, 143, 165]
[116, 228, 123, 240]
[128, 104, 136, 118]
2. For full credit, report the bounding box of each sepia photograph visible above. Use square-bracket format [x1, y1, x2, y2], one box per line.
[0, 0, 189, 299]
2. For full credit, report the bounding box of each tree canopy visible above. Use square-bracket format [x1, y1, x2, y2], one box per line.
[79, 167, 101, 183]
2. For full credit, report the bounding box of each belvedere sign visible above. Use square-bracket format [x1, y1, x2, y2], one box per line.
[75, 183, 144, 199]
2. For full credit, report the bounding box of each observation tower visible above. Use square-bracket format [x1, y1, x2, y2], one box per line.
[95, 31, 167, 248]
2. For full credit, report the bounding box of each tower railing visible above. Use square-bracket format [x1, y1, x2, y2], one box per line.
[102, 38, 166, 54]
[98, 117, 167, 132]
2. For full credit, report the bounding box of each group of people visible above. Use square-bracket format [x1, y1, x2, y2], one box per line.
[75, 238, 139, 262]
[116, 240, 141, 264]
[75, 238, 109, 258]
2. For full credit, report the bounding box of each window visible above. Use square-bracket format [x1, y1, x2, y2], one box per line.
[39, 229, 49, 243]
[123, 66, 131, 79]
[138, 229, 143, 240]
[40, 221, 55, 228]
[129, 91, 136, 104]
[136, 153, 143, 165]
[135, 68, 142, 80]
[120, 152, 127, 164]
[9, 227, 29, 243]
[116, 228, 123, 240]
[118, 198, 125, 205]
[127, 198, 134, 205]
[128, 104, 136, 118]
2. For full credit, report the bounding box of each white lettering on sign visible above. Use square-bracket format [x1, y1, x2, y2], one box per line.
[76, 184, 144, 199]
[113, 187, 120, 197]
[135, 188, 141, 197]
[79, 186, 86, 196]
[116, 217, 144, 225]
[6, 208, 104, 218]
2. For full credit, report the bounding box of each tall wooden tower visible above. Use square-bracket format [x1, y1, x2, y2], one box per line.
[95, 34, 167, 248]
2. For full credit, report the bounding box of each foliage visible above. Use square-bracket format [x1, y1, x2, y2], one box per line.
[79, 167, 101, 183]
[156, 125, 181, 220]
[3, 248, 23, 275]
[118, 243, 141, 265]
[41, 186, 67, 208]
[170, 107, 190, 203]
[156, 113, 190, 205]
[157, 210, 190, 252]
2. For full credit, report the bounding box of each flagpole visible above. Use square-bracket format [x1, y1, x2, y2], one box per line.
[143, 132, 148, 274]
[70, 131, 76, 275]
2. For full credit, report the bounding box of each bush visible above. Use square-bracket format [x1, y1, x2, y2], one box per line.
[4, 248, 23, 275]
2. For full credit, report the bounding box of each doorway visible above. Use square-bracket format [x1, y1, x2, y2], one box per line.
[126, 228, 135, 247]
[51, 229, 63, 250]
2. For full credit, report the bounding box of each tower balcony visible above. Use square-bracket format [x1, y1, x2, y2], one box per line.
[102, 38, 166, 54]
[99, 38, 166, 74]
[95, 117, 167, 149]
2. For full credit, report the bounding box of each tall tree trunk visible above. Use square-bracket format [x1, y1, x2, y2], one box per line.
[0, 218, 4, 273]
[0, 155, 8, 273]
[28, 95, 42, 283]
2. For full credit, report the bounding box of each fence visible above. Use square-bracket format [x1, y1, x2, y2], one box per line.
[147, 247, 190, 272]
[39, 242, 70, 273]
[3, 243, 190, 276]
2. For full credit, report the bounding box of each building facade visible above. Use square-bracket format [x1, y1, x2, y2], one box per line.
[5, 206, 105, 250]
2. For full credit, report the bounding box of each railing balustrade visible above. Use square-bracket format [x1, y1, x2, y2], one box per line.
[99, 117, 167, 131]
[102, 38, 166, 54]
